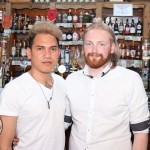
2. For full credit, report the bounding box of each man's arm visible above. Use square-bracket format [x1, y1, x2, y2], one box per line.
[132, 133, 148, 150]
[0, 116, 17, 150]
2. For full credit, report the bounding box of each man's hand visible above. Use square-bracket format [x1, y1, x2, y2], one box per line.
[13, 134, 19, 146]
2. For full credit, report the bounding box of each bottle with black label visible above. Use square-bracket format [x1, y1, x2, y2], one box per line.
[136, 18, 143, 36]
[66, 29, 72, 41]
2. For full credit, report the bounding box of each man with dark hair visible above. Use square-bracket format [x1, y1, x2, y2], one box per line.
[0, 21, 66, 150]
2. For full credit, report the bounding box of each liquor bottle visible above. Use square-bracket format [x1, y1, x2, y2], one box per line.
[62, 11, 68, 23]
[113, 18, 119, 35]
[142, 60, 149, 89]
[67, 9, 73, 23]
[79, 11, 83, 23]
[72, 10, 78, 23]
[75, 46, 80, 59]
[0, 23, 4, 35]
[11, 13, 17, 33]
[124, 42, 130, 59]
[130, 40, 136, 59]
[62, 28, 67, 41]
[89, 10, 95, 23]
[124, 19, 130, 35]
[16, 39, 22, 58]
[121, 43, 125, 59]
[23, 14, 28, 31]
[11, 39, 16, 59]
[66, 29, 73, 41]
[142, 38, 150, 57]
[60, 45, 66, 59]
[28, 17, 34, 30]
[135, 44, 141, 60]
[17, 13, 22, 32]
[72, 26, 79, 41]
[2, 59, 11, 87]
[65, 46, 70, 73]
[136, 18, 143, 36]
[21, 40, 27, 60]
[130, 18, 136, 36]
[79, 26, 84, 40]
[83, 11, 90, 23]
[118, 19, 124, 35]
[107, 17, 113, 30]
[56, 10, 62, 23]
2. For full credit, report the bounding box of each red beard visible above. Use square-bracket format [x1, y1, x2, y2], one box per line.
[84, 52, 111, 69]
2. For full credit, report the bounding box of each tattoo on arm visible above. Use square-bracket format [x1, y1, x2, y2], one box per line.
[0, 117, 3, 134]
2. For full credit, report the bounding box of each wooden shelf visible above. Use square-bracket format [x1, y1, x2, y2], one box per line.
[10, 2, 98, 10]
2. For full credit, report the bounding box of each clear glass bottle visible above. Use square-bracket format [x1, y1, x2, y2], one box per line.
[142, 38, 150, 57]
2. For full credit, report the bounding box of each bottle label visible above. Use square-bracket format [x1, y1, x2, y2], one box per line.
[119, 26, 124, 32]
[67, 34, 72, 40]
[130, 27, 135, 34]
[61, 49, 65, 59]
[73, 16, 78, 23]
[67, 16, 72, 22]
[11, 47, 16, 56]
[137, 24, 141, 30]
[137, 30, 141, 34]
[21, 48, 27, 57]
[73, 32, 79, 41]
[62, 15, 67, 23]
[62, 33, 67, 40]
[125, 27, 130, 34]
[65, 53, 70, 64]
[126, 49, 130, 56]
[130, 49, 136, 58]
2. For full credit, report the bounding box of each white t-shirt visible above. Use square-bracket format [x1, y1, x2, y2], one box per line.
[66, 64, 149, 150]
[0, 72, 66, 150]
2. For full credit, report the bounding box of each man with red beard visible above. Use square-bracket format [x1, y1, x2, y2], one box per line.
[65, 17, 149, 150]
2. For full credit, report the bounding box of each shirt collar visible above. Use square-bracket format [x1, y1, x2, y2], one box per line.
[83, 62, 112, 78]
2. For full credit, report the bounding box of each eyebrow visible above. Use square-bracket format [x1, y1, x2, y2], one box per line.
[35, 45, 58, 48]
[85, 41, 106, 43]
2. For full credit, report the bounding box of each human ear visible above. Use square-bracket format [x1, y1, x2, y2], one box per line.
[26, 47, 32, 60]
[111, 42, 115, 53]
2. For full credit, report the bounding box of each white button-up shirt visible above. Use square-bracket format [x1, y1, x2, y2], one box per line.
[66, 63, 149, 150]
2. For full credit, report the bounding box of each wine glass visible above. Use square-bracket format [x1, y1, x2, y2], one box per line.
[20, 61, 28, 73]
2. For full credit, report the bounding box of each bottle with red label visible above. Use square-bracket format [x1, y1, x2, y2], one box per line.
[124, 19, 130, 35]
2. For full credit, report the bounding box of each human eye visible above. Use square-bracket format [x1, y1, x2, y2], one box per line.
[50, 46, 59, 52]
[36, 47, 43, 51]
[84, 42, 92, 47]
[97, 42, 105, 47]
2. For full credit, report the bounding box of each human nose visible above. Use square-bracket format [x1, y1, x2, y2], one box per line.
[92, 44, 97, 52]
[43, 49, 51, 58]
